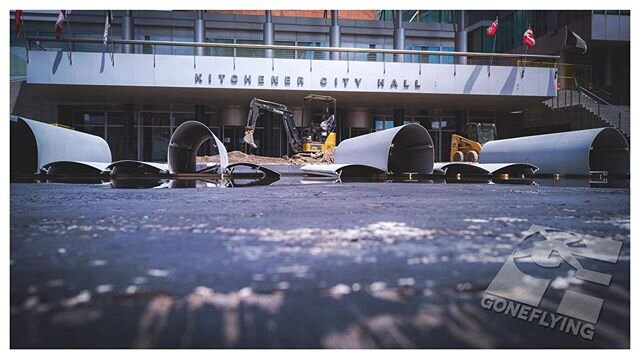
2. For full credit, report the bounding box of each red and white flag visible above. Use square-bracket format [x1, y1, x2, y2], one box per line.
[486, 17, 499, 37]
[55, 10, 67, 40]
[15, 10, 23, 38]
[522, 25, 535, 47]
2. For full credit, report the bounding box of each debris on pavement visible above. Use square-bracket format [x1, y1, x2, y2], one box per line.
[197, 149, 335, 166]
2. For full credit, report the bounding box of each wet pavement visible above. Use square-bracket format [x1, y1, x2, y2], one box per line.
[10, 178, 630, 348]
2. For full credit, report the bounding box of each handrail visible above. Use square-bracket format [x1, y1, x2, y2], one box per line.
[25, 36, 561, 61]
[575, 78, 629, 116]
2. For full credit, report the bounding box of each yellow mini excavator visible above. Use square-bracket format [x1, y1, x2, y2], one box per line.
[450, 122, 497, 162]
[243, 95, 337, 154]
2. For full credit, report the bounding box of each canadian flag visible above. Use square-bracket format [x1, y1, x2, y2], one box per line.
[55, 10, 67, 40]
[15, 10, 23, 38]
[522, 25, 535, 47]
[486, 17, 499, 37]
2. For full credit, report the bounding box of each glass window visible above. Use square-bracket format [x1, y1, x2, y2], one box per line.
[10, 47, 27, 77]
[606, 10, 620, 15]
[620, 10, 630, 16]
[274, 41, 295, 59]
[172, 36, 193, 55]
[427, 46, 440, 64]
[593, 10, 605, 14]
[209, 38, 233, 57]
[79, 112, 105, 126]
[441, 47, 454, 64]
[374, 116, 395, 131]
[172, 113, 195, 127]
[296, 41, 326, 60]
[406, 45, 428, 63]
[141, 112, 171, 162]
[236, 39, 263, 58]
[71, 32, 103, 53]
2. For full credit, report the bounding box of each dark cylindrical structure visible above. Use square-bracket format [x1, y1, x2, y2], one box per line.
[194, 10, 205, 56]
[330, 10, 340, 61]
[264, 10, 274, 58]
[455, 10, 467, 64]
[393, 10, 405, 63]
[122, 10, 134, 54]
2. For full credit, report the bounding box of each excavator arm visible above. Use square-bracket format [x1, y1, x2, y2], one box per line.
[244, 98, 303, 153]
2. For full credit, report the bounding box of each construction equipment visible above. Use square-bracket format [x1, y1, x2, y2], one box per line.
[243, 95, 337, 154]
[450, 123, 497, 162]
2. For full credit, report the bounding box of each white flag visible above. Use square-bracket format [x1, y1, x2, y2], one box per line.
[103, 10, 113, 45]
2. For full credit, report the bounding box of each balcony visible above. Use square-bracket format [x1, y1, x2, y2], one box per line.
[23, 37, 558, 111]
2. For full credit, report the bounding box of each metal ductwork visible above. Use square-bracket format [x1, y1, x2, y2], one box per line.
[479, 128, 630, 176]
[168, 121, 228, 174]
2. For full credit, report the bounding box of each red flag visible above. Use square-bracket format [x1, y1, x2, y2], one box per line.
[15, 10, 23, 38]
[55, 10, 67, 40]
[522, 25, 535, 47]
[486, 17, 499, 37]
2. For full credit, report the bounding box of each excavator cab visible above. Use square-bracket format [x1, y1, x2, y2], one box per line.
[450, 123, 497, 162]
[301, 94, 337, 153]
[463, 123, 497, 145]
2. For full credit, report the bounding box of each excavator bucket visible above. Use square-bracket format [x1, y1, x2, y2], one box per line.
[243, 129, 258, 148]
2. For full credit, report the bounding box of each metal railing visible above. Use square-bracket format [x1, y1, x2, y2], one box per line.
[25, 36, 560, 68]
[546, 78, 630, 136]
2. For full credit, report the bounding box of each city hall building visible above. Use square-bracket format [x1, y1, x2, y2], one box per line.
[9, 10, 630, 162]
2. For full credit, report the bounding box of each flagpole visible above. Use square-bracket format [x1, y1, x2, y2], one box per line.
[489, 30, 497, 77]
[521, 45, 529, 78]
[64, 11, 73, 65]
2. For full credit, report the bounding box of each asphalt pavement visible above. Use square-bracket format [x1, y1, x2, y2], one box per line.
[10, 178, 630, 348]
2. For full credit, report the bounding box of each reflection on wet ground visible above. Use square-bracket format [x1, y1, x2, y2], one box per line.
[12, 175, 630, 189]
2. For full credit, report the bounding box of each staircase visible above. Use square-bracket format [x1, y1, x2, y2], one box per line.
[543, 87, 630, 138]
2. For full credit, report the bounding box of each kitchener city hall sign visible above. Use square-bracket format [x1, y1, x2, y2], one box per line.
[26, 51, 557, 97]
[194, 73, 423, 91]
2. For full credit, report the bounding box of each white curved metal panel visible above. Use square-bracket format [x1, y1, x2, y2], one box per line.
[479, 128, 629, 176]
[167, 121, 228, 174]
[15, 116, 112, 174]
[334, 123, 434, 174]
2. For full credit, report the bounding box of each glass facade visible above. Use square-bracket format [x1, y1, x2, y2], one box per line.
[377, 10, 454, 23]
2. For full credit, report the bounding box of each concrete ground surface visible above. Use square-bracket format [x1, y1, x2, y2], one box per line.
[10, 177, 630, 348]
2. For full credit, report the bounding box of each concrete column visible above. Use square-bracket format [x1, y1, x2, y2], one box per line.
[123, 104, 136, 160]
[195, 105, 206, 123]
[122, 11, 134, 54]
[455, 10, 467, 64]
[393, 108, 404, 127]
[330, 10, 341, 61]
[264, 10, 274, 58]
[393, 10, 405, 63]
[195, 10, 205, 56]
